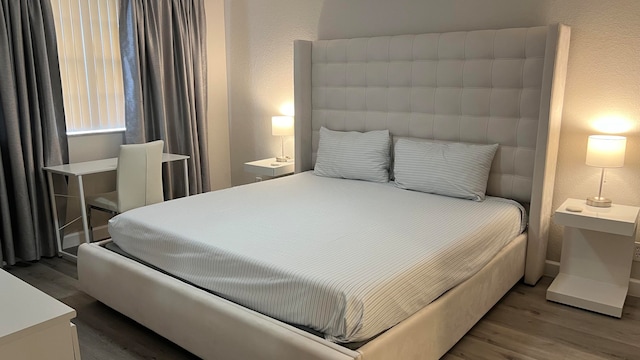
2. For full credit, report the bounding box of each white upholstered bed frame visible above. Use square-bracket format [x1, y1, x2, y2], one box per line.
[78, 24, 570, 360]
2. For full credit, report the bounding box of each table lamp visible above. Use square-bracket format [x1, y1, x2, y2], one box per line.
[272, 116, 294, 162]
[585, 135, 626, 207]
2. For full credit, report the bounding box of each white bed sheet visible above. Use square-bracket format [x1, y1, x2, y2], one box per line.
[109, 171, 525, 343]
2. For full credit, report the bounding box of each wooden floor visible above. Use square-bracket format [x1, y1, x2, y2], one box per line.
[5, 257, 640, 360]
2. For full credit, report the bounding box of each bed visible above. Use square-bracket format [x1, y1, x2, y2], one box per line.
[78, 24, 570, 359]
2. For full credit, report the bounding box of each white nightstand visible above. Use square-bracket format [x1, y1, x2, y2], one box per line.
[244, 158, 295, 180]
[546, 198, 640, 317]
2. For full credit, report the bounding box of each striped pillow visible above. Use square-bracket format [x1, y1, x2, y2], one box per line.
[314, 127, 391, 182]
[393, 139, 498, 201]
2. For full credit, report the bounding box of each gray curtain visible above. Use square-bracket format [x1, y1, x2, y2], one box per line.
[0, 0, 68, 266]
[119, 0, 210, 197]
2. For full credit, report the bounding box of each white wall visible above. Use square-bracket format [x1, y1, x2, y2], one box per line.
[205, 0, 232, 191]
[227, 0, 640, 277]
[225, 0, 323, 185]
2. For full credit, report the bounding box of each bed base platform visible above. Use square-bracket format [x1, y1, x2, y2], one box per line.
[78, 234, 525, 360]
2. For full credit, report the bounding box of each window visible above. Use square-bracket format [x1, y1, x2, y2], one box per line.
[50, 0, 125, 135]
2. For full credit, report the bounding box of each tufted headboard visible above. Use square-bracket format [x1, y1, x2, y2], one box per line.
[294, 24, 570, 285]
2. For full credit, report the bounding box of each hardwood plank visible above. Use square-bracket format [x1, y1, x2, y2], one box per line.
[440, 353, 465, 360]
[5, 261, 80, 299]
[620, 294, 640, 321]
[72, 320, 144, 360]
[496, 280, 640, 348]
[449, 336, 537, 360]
[484, 296, 640, 359]
[467, 321, 609, 360]
[40, 256, 79, 279]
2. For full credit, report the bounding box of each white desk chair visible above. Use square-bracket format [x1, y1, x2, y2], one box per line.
[86, 140, 164, 241]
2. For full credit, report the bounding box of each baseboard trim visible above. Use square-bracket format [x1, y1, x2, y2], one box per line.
[544, 260, 639, 298]
[62, 225, 110, 248]
[630, 278, 640, 298]
[544, 260, 561, 277]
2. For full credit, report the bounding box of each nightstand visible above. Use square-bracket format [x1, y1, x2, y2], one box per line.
[244, 158, 294, 180]
[546, 198, 639, 317]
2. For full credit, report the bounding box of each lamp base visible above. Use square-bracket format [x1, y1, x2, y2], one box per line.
[586, 196, 612, 208]
[275, 156, 290, 162]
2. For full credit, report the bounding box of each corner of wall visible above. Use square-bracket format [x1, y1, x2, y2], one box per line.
[206, 0, 232, 191]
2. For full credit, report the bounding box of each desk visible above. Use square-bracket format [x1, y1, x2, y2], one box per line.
[44, 153, 189, 257]
[0, 269, 80, 359]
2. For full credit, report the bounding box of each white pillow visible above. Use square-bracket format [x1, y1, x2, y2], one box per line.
[314, 127, 391, 182]
[393, 139, 498, 201]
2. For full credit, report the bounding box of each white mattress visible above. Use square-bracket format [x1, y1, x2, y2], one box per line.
[109, 171, 525, 343]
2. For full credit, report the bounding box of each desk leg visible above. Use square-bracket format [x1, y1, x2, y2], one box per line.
[46, 172, 63, 256]
[77, 175, 91, 244]
[183, 159, 189, 196]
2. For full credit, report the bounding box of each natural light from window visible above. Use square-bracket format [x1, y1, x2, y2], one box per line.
[50, 0, 125, 135]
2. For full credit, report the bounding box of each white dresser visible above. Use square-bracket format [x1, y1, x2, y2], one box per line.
[0, 269, 81, 359]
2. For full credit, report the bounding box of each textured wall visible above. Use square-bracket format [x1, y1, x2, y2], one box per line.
[205, 0, 232, 191]
[225, 0, 323, 185]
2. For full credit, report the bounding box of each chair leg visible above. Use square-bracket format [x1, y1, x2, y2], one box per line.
[86, 205, 118, 242]
[87, 205, 94, 243]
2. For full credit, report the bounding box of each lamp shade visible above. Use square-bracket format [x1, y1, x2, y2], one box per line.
[585, 135, 626, 168]
[272, 116, 294, 136]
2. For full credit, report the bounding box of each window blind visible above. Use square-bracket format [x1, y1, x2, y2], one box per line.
[51, 0, 124, 134]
